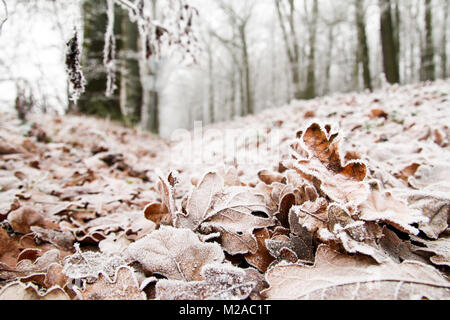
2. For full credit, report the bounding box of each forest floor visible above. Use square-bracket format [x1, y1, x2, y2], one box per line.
[0, 80, 449, 300]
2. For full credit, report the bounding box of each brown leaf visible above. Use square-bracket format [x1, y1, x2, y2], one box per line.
[301, 123, 367, 181]
[125, 226, 224, 281]
[257, 170, 284, 185]
[244, 228, 274, 272]
[144, 174, 176, 227]
[263, 245, 450, 300]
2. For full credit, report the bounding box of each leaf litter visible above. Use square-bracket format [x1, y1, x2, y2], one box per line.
[1, 80, 450, 300]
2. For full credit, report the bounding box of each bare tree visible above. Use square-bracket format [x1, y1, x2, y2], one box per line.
[379, 0, 400, 84]
[355, 0, 372, 91]
[420, 0, 435, 81]
[274, 0, 302, 100]
[213, 0, 255, 116]
[442, 0, 449, 78]
[303, 0, 319, 99]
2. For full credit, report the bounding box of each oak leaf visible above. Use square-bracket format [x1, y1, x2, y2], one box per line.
[155, 263, 255, 300]
[263, 245, 450, 300]
[124, 226, 224, 281]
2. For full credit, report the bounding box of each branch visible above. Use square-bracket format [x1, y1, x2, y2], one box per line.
[0, 0, 8, 34]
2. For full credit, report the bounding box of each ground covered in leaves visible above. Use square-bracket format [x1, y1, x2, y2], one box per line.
[0, 80, 449, 300]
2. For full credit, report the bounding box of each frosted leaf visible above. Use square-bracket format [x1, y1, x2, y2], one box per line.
[406, 192, 449, 239]
[0, 282, 69, 300]
[76, 266, 146, 300]
[328, 204, 391, 263]
[295, 159, 370, 206]
[98, 233, 131, 256]
[411, 236, 450, 267]
[263, 245, 450, 300]
[62, 244, 127, 283]
[359, 191, 427, 235]
[175, 172, 224, 231]
[144, 173, 177, 227]
[244, 228, 274, 272]
[124, 226, 224, 281]
[155, 263, 255, 300]
[199, 189, 275, 255]
[30, 226, 75, 250]
[290, 198, 328, 233]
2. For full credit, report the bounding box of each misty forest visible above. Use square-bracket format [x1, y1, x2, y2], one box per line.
[0, 0, 449, 301]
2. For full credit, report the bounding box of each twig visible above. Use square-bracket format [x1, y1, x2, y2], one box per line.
[0, 0, 8, 34]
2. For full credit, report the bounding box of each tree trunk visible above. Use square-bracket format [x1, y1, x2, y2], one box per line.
[442, 0, 449, 78]
[78, 0, 123, 121]
[274, 0, 302, 100]
[120, 13, 142, 126]
[324, 26, 334, 95]
[421, 0, 435, 81]
[207, 44, 215, 123]
[303, 0, 318, 100]
[379, 0, 400, 84]
[139, 0, 159, 134]
[240, 24, 253, 115]
[355, 0, 373, 91]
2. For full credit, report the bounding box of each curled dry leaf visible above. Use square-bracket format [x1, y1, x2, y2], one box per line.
[7, 207, 47, 234]
[125, 226, 224, 281]
[263, 245, 450, 300]
[292, 123, 369, 205]
[257, 169, 284, 185]
[155, 263, 255, 300]
[244, 228, 274, 272]
[326, 204, 389, 263]
[144, 174, 177, 227]
[76, 266, 146, 300]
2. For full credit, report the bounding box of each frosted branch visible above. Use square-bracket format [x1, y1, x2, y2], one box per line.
[0, 0, 7, 34]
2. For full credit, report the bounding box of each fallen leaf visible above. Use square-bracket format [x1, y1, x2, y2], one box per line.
[359, 191, 427, 235]
[263, 245, 450, 300]
[125, 226, 224, 281]
[76, 266, 146, 300]
[155, 263, 255, 300]
[0, 282, 69, 300]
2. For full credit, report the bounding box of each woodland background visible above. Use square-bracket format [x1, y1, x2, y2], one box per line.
[0, 0, 448, 137]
